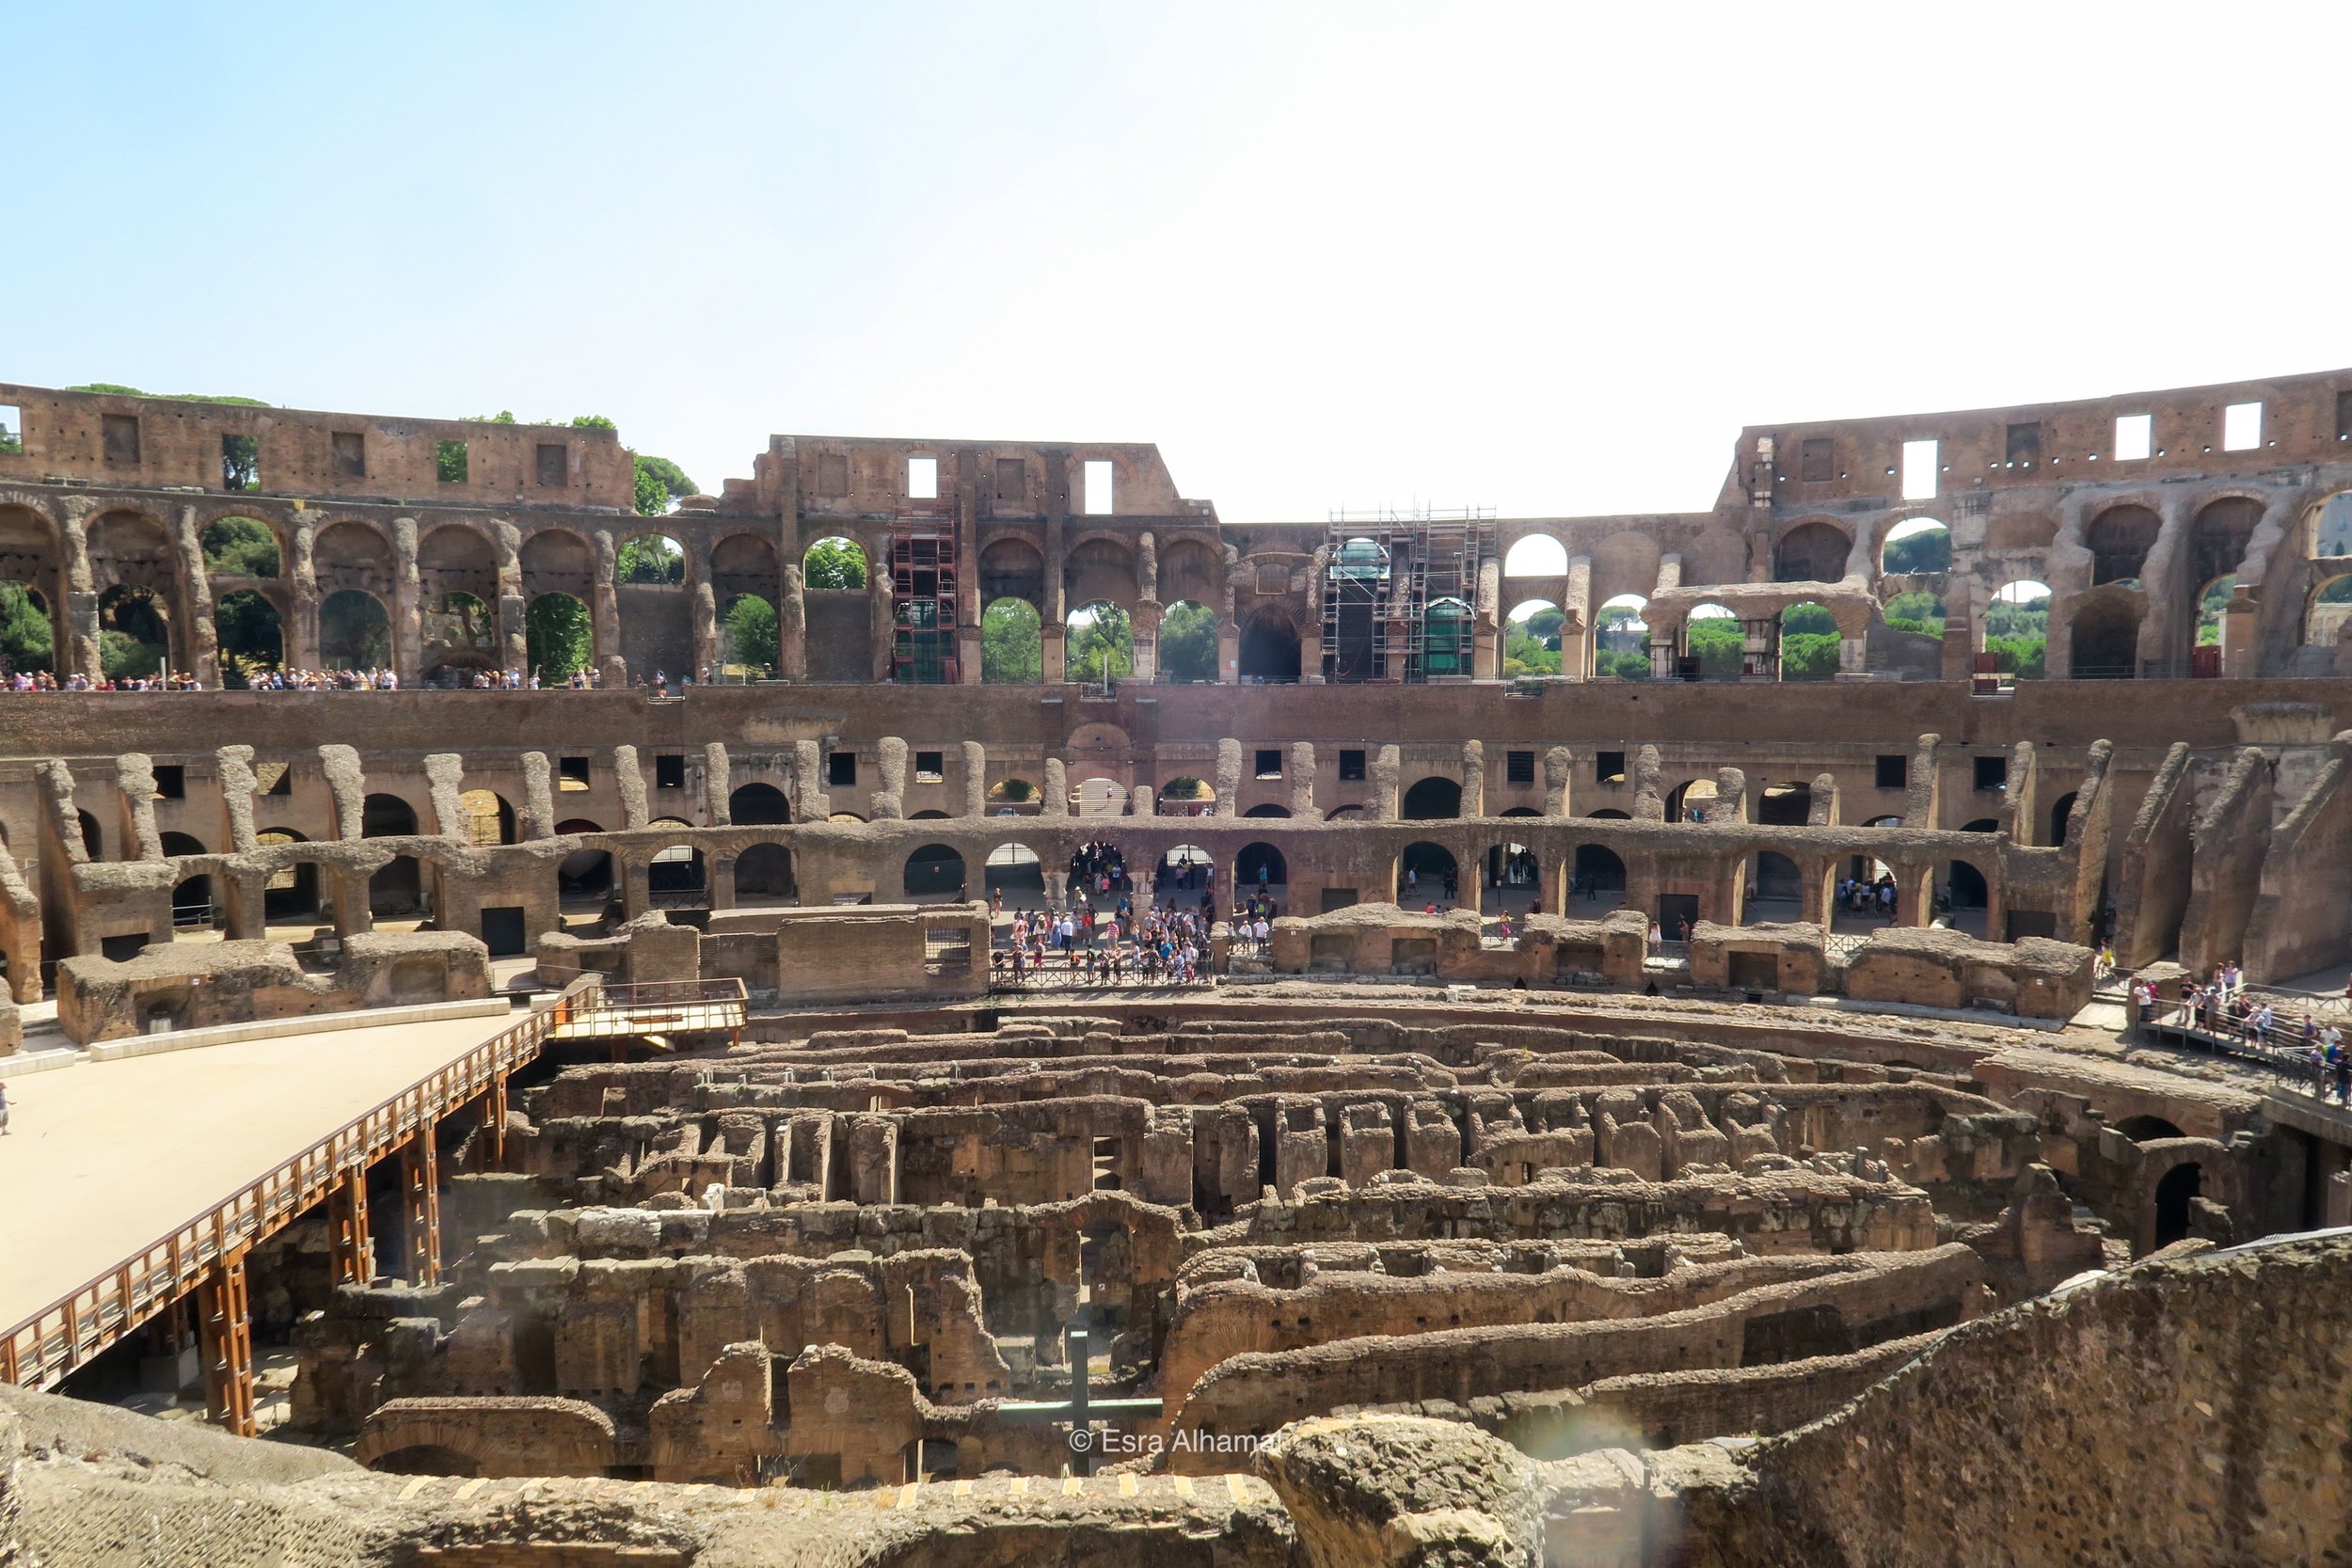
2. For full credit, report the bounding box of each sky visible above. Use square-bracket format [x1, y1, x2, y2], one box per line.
[13, 2, 2352, 523]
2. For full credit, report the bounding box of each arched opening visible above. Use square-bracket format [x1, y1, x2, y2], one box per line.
[616, 532, 685, 585]
[526, 592, 594, 682]
[2048, 791, 2079, 847]
[1397, 843, 1458, 905]
[255, 829, 318, 924]
[0, 507, 61, 678]
[1484, 840, 1539, 914]
[1244, 803, 1292, 818]
[1325, 535, 1391, 683]
[1773, 521, 1851, 583]
[1401, 776, 1463, 820]
[718, 593, 777, 681]
[1160, 600, 1219, 683]
[1236, 614, 1300, 684]
[1757, 782, 1813, 825]
[2301, 574, 2352, 654]
[981, 597, 1042, 684]
[729, 783, 792, 826]
[200, 515, 279, 578]
[98, 582, 171, 679]
[320, 589, 390, 671]
[2087, 505, 2158, 587]
[735, 843, 797, 903]
[1570, 845, 1627, 911]
[1880, 516, 1950, 577]
[987, 778, 1041, 816]
[2187, 499, 2258, 607]
[1422, 596, 1472, 679]
[362, 793, 418, 838]
[163, 831, 213, 929]
[903, 843, 966, 901]
[648, 837, 707, 906]
[370, 855, 425, 919]
[1504, 600, 1564, 677]
[2153, 1163, 2203, 1248]
[2310, 491, 2352, 559]
[555, 819, 612, 905]
[803, 536, 867, 590]
[1073, 776, 1125, 817]
[421, 592, 495, 684]
[1586, 808, 1632, 820]
[1324, 803, 1363, 820]
[1985, 581, 2050, 680]
[1066, 600, 1133, 685]
[1592, 594, 1649, 681]
[1839, 836, 1899, 929]
[1939, 855, 1991, 933]
[984, 843, 1044, 907]
[1155, 844, 1213, 895]
[76, 810, 103, 861]
[1503, 533, 1567, 578]
[1684, 603, 1742, 678]
[456, 788, 514, 847]
[0, 580, 56, 675]
[1158, 775, 1214, 816]
[214, 590, 282, 685]
[2071, 594, 2143, 680]
[2116, 1115, 2185, 1143]
[1746, 851, 1803, 922]
[1664, 777, 1719, 823]
[2195, 574, 2236, 664]
[1235, 842, 1287, 895]
[1778, 601, 1837, 681]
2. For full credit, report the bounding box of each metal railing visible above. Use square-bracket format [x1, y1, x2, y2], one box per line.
[591, 978, 748, 1011]
[0, 982, 596, 1393]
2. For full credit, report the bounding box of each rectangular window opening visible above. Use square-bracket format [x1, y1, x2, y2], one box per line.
[103, 413, 141, 467]
[535, 443, 567, 487]
[1899, 439, 1938, 500]
[1082, 458, 1115, 515]
[152, 765, 185, 800]
[1799, 437, 1834, 483]
[1255, 749, 1283, 780]
[914, 750, 945, 782]
[1506, 750, 1536, 785]
[2222, 401, 2263, 451]
[1875, 754, 1909, 791]
[993, 456, 1025, 506]
[1596, 751, 1627, 785]
[2004, 421, 2041, 466]
[0, 404, 21, 455]
[331, 431, 365, 480]
[254, 761, 292, 796]
[1974, 755, 2009, 793]
[907, 455, 938, 499]
[436, 438, 469, 483]
[559, 755, 591, 790]
[2114, 414, 2153, 462]
[1338, 749, 1367, 783]
[655, 753, 685, 790]
[827, 752, 858, 788]
[220, 435, 260, 492]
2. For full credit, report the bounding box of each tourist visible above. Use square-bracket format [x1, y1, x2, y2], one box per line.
[0, 1078, 9, 1134]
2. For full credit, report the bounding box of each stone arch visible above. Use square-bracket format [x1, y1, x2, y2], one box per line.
[2153, 1161, 2203, 1248]
[1401, 776, 1463, 819]
[1160, 536, 1223, 606]
[1503, 533, 1568, 578]
[519, 527, 596, 599]
[0, 505, 63, 673]
[255, 829, 317, 921]
[1397, 842, 1458, 902]
[2302, 573, 2352, 653]
[1984, 580, 2051, 677]
[1063, 534, 1139, 609]
[730, 783, 791, 826]
[455, 789, 514, 847]
[1984, 513, 2058, 556]
[213, 588, 283, 684]
[2187, 498, 2261, 596]
[982, 596, 1042, 684]
[648, 833, 707, 905]
[312, 518, 396, 596]
[616, 531, 686, 586]
[1237, 610, 1300, 684]
[2086, 505, 2159, 587]
[1243, 803, 1292, 818]
[1159, 598, 1220, 683]
[356, 1399, 614, 1480]
[735, 841, 797, 901]
[1569, 844, 1627, 910]
[710, 531, 779, 600]
[1664, 777, 1719, 823]
[1504, 598, 1565, 677]
[987, 777, 1042, 815]
[1778, 600, 1838, 681]
[2308, 491, 2352, 560]
[803, 534, 868, 590]
[984, 841, 1044, 904]
[1747, 851, 1804, 917]
[1235, 841, 1287, 890]
[977, 536, 1044, 610]
[2048, 791, 2079, 848]
[1065, 598, 1133, 684]
[904, 843, 966, 901]
[2070, 591, 2143, 678]
[1879, 515, 1951, 577]
[1590, 531, 1662, 608]
[320, 588, 391, 670]
[1774, 520, 1851, 583]
[555, 819, 612, 902]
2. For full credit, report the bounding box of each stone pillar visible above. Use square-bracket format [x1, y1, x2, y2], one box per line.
[495, 521, 527, 675]
[115, 753, 163, 862]
[703, 743, 732, 826]
[1300, 546, 1328, 684]
[518, 752, 556, 840]
[171, 503, 220, 686]
[1372, 745, 1401, 821]
[869, 547, 896, 682]
[778, 562, 807, 681]
[1044, 450, 1069, 682]
[2223, 585, 2259, 677]
[957, 470, 983, 684]
[391, 516, 422, 687]
[871, 737, 907, 819]
[961, 741, 987, 818]
[1287, 743, 1316, 817]
[1215, 740, 1243, 816]
[592, 531, 625, 683]
[1042, 758, 1070, 817]
[689, 546, 720, 682]
[1459, 741, 1486, 818]
[790, 739, 831, 820]
[423, 752, 468, 840]
[707, 854, 736, 911]
[58, 500, 101, 679]
[1132, 599, 1163, 682]
[1472, 556, 1502, 680]
[613, 745, 650, 830]
[290, 518, 322, 671]
[1219, 544, 1241, 684]
[1543, 746, 1574, 817]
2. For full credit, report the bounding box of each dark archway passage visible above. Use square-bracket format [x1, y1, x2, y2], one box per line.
[2153, 1163, 2203, 1247]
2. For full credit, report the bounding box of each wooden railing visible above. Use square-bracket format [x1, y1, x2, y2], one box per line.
[0, 982, 596, 1393]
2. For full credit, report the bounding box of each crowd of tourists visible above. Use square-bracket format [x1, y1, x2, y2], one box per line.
[2128, 960, 2352, 1101]
[1838, 873, 1900, 917]
[991, 895, 1214, 987]
[7, 669, 204, 691]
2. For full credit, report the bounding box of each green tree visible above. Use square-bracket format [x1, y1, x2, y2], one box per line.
[804, 538, 866, 590]
[617, 534, 684, 584]
[213, 590, 282, 684]
[1597, 648, 1651, 680]
[1985, 594, 2049, 641]
[1882, 590, 1944, 637]
[435, 440, 470, 483]
[0, 408, 20, 455]
[527, 594, 593, 680]
[201, 516, 279, 576]
[723, 594, 776, 675]
[101, 628, 160, 679]
[633, 454, 697, 516]
[1686, 616, 1744, 676]
[1068, 603, 1133, 683]
[1883, 527, 1952, 574]
[567, 414, 616, 430]
[1987, 634, 2045, 679]
[1782, 602, 1836, 637]
[1503, 625, 1560, 676]
[1159, 602, 1217, 682]
[0, 582, 55, 673]
[982, 599, 1041, 683]
[1780, 631, 1840, 679]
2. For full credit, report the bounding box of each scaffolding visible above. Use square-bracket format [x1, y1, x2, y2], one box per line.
[889, 528, 960, 684]
[1320, 515, 1494, 682]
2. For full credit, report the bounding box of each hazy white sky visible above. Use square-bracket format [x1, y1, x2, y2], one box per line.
[14, 2, 2352, 522]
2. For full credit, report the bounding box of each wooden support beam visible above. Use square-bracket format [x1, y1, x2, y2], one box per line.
[403, 1123, 441, 1285]
[329, 1167, 372, 1287]
[199, 1251, 254, 1437]
[482, 1077, 509, 1169]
